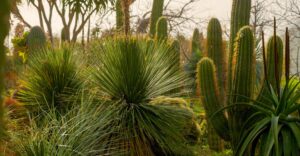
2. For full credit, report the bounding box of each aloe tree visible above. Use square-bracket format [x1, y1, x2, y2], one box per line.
[91, 37, 196, 155]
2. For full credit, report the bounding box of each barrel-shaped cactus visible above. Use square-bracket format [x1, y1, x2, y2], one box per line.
[0, 0, 10, 140]
[27, 26, 46, 53]
[149, 0, 164, 37]
[155, 17, 168, 41]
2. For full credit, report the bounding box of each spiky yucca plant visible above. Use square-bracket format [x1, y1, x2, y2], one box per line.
[17, 48, 83, 118]
[91, 37, 196, 155]
[12, 95, 121, 156]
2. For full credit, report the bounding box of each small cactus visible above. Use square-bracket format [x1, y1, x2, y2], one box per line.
[155, 17, 168, 41]
[116, 0, 124, 30]
[149, 0, 164, 37]
[27, 26, 46, 53]
[191, 28, 201, 54]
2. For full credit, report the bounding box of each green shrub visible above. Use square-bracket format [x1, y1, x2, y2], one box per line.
[91, 37, 196, 155]
[17, 48, 84, 118]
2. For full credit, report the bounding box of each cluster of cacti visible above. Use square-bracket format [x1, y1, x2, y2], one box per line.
[149, 0, 164, 37]
[155, 17, 168, 41]
[196, 0, 289, 154]
[27, 26, 46, 54]
[0, 0, 10, 141]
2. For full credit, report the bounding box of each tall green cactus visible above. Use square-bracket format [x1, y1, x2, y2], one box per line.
[155, 17, 168, 41]
[149, 0, 164, 37]
[229, 26, 255, 149]
[27, 26, 46, 53]
[192, 28, 201, 54]
[257, 36, 283, 104]
[207, 18, 226, 101]
[170, 39, 180, 67]
[0, 0, 10, 142]
[227, 0, 251, 101]
[197, 58, 230, 141]
[205, 18, 226, 151]
[116, 0, 124, 30]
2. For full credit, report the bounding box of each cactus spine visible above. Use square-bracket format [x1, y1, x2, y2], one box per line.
[227, 0, 251, 101]
[116, 0, 124, 30]
[155, 17, 168, 41]
[27, 26, 46, 53]
[0, 0, 10, 141]
[149, 0, 164, 37]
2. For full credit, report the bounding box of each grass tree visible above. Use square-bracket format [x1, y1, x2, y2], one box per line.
[91, 37, 197, 155]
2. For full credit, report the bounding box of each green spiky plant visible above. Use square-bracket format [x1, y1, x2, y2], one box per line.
[235, 28, 300, 156]
[0, 0, 10, 144]
[27, 26, 46, 54]
[155, 16, 168, 41]
[12, 94, 122, 156]
[91, 37, 196, 155]
[191, 28, 201, 54]
[116, 0, 124, 30]
[149, 0, 164, 37]
[205, 18, 226, 152]
[17, 48, 84, 119]
[170, 39, 180, 67]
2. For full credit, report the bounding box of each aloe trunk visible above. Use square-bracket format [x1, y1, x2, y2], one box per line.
[0, 0, 10, 141]
[149, 0, 164, 37]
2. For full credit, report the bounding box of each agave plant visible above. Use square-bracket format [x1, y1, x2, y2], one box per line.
[234, 29, 300, 156]
[17, 48, 84, 117]
[91, 37, 196, 155]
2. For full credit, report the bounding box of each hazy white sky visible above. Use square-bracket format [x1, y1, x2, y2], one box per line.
[17, 0, 232, 37]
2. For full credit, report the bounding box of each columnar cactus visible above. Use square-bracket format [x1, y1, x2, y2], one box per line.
[192, 28, 201, 54]
[206, 18, 226, 101]
[0, 0, 10, 140]
[155, 17, 168, 41]
[257, 36, 283, 104]
[61, 26, 70, 42]
[149, 0, 164, 37]
[227, 0, 251, 98]
[116, 0, 124, 30]
[27, 26, 46, 53]
[170, 40, 180, 67]
[229, 26, 255, 148]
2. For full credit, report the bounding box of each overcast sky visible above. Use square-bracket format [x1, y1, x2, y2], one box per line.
[16, 0, 232, 37]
